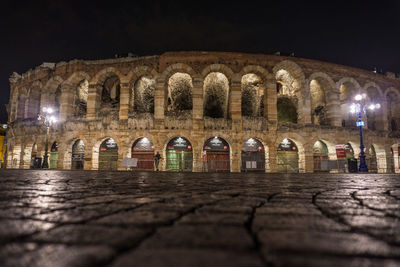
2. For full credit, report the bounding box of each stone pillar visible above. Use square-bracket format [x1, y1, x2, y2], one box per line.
[28, 91, 40, 118]
[326, 91, 341, 126]
[192, 77, 204, 130]
[59, 88, 75, 121]
[192, 146, 203, 172]
[298, 92, 312, 124]
[154, 78, 165, 120]
[304, 152, 314, 173]
[117, 149, 126, 171]
[230, 142, 241, 172]
[230, 78, 242, 120]
[267, 144, 277, 173]
[119, 83, 130, 120]
[265, 76, 277, 121]
[58, 142, 69, 170]
[85, 142, 95, 170]
[380, 101, 389, 131]
[86, 84, 101, 121]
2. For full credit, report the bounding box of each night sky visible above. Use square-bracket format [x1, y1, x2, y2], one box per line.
[1, 0, 400, 123]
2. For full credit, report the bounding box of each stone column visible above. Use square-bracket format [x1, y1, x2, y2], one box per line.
[192, 144, 203, 172]
[267, 144, 277, 173]
[192, 77, 204, 130]
[230, 77, 242, 120]
[264, 76, 277, 121]
[119, 83, 130, 120]
[326, 91, 341, 126]
[85, 142, 95, 170]
[59, 88, 75, 122]
[230, 78, 242, 134]
[304, 152, 314, 173]
[380, 101, 389, 131]
[298, 91, 312, 124]
[58, 142, 69, 169]
[117, 149, 126, 171]
[154, 78, 165, 129]
[230, 142, 241, 172]
[86, 84, 101, 121]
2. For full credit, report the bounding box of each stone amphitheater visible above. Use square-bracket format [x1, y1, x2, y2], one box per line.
[5, 51, 400, 173]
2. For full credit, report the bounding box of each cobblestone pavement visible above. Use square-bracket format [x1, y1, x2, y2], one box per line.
[0, 170, 399, 267]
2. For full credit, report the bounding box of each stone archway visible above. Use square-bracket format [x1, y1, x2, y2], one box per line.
[131, 137, 154, 171]
[277, 138, 299, 173]
[203, 73, 230, 119]
[241, 138, 265, 172]
[49, 141, 58, 169]
[313, 140, 329, 172]
[241, 74, 265, 117]
[165, 136, 193, 172]
[98, 138, 118, 171]
[166, 72, 193, 116]
[203, 136, 230, 172]
[71, 139, 85, 170]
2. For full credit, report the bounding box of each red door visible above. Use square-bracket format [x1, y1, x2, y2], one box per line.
[206, 152, 230, 172]
[132, 152, 154, 170]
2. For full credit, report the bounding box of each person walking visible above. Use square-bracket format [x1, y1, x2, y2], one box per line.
[154, 152, 161, 171]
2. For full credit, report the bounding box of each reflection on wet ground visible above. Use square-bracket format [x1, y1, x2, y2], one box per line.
[0, 170, 399, 266]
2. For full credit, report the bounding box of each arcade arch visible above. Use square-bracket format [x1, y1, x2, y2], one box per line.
[203, 73, 229, 118]
[166, 136, 193, 172]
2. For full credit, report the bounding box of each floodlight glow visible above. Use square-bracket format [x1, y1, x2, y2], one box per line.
[354, 94, 362, 101]
[49, 116, 57, 123]
[362, 93, 367, 99]
[368, 104, 375, 110]
[375, 103, 381, 109]
[47, 107, 53, 114]
[42, 107, 47, 112]
[350, 103, 356, 113]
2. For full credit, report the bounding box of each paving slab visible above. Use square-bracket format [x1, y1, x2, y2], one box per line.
[0, 170, 399, 267]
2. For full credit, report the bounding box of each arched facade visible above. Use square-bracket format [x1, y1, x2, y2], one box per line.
[5, 51, 400, 173]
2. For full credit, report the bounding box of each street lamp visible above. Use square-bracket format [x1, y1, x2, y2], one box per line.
[350, 94, 380, 172]
[37, 107, 57, 168]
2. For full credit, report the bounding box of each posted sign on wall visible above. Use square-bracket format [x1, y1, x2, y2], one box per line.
[336, 144, 346, 159]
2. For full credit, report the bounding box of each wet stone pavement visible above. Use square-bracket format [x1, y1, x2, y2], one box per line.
[0, 170, 399, 267]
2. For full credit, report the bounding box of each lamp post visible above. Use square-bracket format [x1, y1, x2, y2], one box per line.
[350, 94, 380, 172]
[37, 107, 57, 169]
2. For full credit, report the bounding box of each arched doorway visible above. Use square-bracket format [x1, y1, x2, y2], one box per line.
[131, 137, 154, 170]
[241, 138, 265, 172]
[71, 140, 85, 170]
[277, 138, 299, 173]
[345, 143, 358, 173]
[166, 137, 193, 172]
[50, 141, 58, 169]
[390, 147, 395, 173]
[30, 143, 38, 168]
[203, 136, 230, 172]
[99, 138, 118, 170]
[367, 145, 378, 173]
[345, 143, 355, 159]
[313, 140, 329, 172]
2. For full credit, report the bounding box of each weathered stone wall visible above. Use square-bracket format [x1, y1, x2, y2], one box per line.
[6, 52, 400, 173]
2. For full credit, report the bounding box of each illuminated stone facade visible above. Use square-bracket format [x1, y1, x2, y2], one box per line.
[5, 52, 400, 173]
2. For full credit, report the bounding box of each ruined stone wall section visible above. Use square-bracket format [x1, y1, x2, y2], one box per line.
[6, 52, 400, 172]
